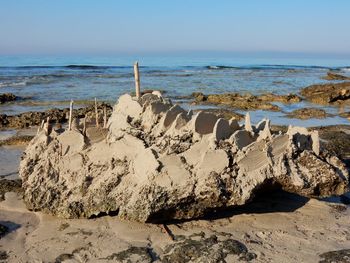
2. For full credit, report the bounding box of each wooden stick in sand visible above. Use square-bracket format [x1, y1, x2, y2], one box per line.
[68, 99, 74, 131]
[161, 224, 175, 241]
[103, 106, 107, 128]
[95, 98, 99, 128]
[37, 119, 45, 134]
[45, 117, 50, 136]
[134, 61, 141, 99]
[83, 117, 86, 136]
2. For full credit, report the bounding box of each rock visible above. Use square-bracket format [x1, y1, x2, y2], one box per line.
[100, 232, 255, 263]
[192, 92, 206, 102]
[162, 232, 256, 263]
[19, 93, 349, 222]
[191, 92, 302, 111]
[0, 103, 113, 129]
[322, 71, 350, 81]
[0, 135, 34, 147]
[0, 93, 16, 104]
[102, 246, 155, 263]
[0, 250, 8, 261]
[315, 126, 350, 163]
[300, 82, 350, 105]
[192, 92, 280, 111]
[0, 224, 9, 237]
[319, 249, 350, 263]
[0, 179, 22, 201]
[339, 111, 350, 120]
[286, 108, 329, 119]
[258, 93, 302, 103]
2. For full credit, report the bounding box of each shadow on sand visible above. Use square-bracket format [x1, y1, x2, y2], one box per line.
[0, 220, 21, 238]
[145, 189, 310, 224]
[190, 190, 309, 222]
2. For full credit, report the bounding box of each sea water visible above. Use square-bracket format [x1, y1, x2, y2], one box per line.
[0, 54, 349, 126]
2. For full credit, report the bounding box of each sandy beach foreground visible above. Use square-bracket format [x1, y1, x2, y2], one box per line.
[1, 190, 349, 262]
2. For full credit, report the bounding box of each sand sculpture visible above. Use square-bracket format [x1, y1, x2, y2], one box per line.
[19, 90, 349, 222]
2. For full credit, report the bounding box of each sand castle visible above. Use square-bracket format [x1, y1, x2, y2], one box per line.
[19, 89, 349, 222]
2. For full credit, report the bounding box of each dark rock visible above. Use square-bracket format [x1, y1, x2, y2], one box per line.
[319, 249, 350, 263]
[0, 179, 22, 201]
[191, 92, 301, 111]
[0, 93, 16, 104]
[162, 233, 256, 262]
[192, 93, 280, 111]
[258, 93, 302, 103]
[0, 250, 9, 261]
[286, 108, 329, 119]
[0, 114, 10, 127]
[103, 246, 156, 263]
[0, 224, 9, 236]
[316, 127, 350, 164]
[323, 71, 350, 81]
[339, 111, 350, 120]
[300, 82, 350, 105]
[54, 253, 74, 263]
[0, 135, 34, 147]
[192, 92, 206, 102]
[0, 103, 113, 129]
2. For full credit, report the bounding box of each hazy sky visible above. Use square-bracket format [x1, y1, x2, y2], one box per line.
[1, 0, 349, 56]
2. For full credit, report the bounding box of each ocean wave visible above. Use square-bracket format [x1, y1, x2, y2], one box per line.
[150, 73, 194, 77]
[205, 64, 336, 70]
[206, 65, 238, 69]
[340, 67, 350, 72]
[0, 65, 145, 70]
[0, 73, 126, 88]
[0, 80, 27, 88]
[64, 65, 110, 69]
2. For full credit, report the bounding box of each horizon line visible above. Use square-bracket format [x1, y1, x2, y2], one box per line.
[1, 50, 350, 58]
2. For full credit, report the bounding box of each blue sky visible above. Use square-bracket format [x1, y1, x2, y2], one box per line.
[0, 0, 349, 56]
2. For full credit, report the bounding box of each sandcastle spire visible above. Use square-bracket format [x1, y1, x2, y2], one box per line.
[134, 61, 141, 99]
[83, 117, 86, 136]
[45, 117, 50, 136]
[103, 106, 107, 128]
[68, 99, 74, 131]
[95, 98, 99, 128]
[244, 112, 253, 133]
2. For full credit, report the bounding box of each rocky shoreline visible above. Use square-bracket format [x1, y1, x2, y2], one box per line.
[0, 93, 17, 104]
[1, 82, 350, 262]
[1, 80, 350, 130]
[186, 81, 350, 121]
[0, 102, 113, 129]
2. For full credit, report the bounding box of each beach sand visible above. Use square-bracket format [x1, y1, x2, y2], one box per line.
[1, 189, 349, 262]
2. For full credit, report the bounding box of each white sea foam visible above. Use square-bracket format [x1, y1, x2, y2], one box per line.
[0, 81, 27, 88]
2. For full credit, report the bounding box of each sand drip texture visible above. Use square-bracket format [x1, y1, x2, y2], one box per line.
[20, 92, 349, 222]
